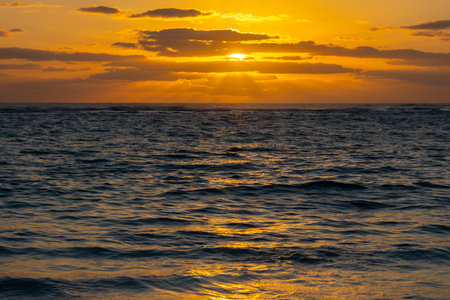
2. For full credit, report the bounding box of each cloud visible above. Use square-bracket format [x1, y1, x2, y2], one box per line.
[0, 47, 350, 83]
[284, 43, 450, 66]
[411, 30, 450, 41]
[0, 28, 24, 37]
[221, 13, 289, 22]
[371, 20, 450, 32]
[112, 42, 138, 49]
[0, 46, 448, 103]
[11, 1, 27, 6]
[399, 20, 450, 41]
[137, 28, 277, 57]
[76, 6, 212, 19]
[0, 2, 57, 8]
[130, 8, 211, 18]
[368, 26, 394, 31]
[0, 47, 146, 63]
[2, 72, 448, 103]
[402, 20, 450, 30]
[91, 68, 179, 81]
[140, 28, 275, 42]
[92, 59, 357, 82]
[370, 21, 450, 41]
[130, 29, 450, 66]
[263, 56, 309, 60]
[0, 77, 128, 102]
[363, 69, 450, 86]
[78, 6, 120, 15]
[175, 61, 357, 74]
[0, 62, 89, 72]
[0, 63, 39, 69]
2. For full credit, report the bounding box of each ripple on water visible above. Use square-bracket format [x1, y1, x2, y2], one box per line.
[0, 104, 449, 299]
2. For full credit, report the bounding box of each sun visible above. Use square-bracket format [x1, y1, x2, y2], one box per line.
[228, 53, 248, 61]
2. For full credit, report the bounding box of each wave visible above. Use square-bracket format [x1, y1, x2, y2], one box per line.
[0, 277, 70, 299]
[0, 274, 239, 298]
[415, 181, 449, 189]
[386, 246, 450, 262]
[337, 199, 393, 210]
[161, 180, 367, 199]
[0, 244, 343, 265]
[417, 224, 450, 234]
[155, 162, 258, 172]
[101, 217, 203, 227]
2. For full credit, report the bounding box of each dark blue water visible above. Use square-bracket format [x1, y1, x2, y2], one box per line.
[0, 103, 449, 299]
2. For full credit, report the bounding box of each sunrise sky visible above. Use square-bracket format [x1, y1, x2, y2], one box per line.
[0, 0, 449, 102]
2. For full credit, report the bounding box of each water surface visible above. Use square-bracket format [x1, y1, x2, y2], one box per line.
[0, 103, 449, 299]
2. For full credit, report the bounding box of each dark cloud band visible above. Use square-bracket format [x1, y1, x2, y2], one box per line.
[0, 47, 145, 62]
[363, 69, 450, 86]
[130, 8, 211, 18]
[402, 20, 450, 30]
[411, 30, 450, 41]
[0, 63, 39, 69]
[112, 43, 139, 49]
[78, 6, 120, 15]
[92, 61, 357, 82]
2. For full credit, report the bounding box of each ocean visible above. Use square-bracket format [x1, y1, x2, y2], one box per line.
[0, 103, 449, 299]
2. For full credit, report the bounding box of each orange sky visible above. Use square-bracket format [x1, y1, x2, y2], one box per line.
[0, 0, 449, 102]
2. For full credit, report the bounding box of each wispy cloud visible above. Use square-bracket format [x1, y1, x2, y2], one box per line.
[0, 28, 24, 37]
[402, 20, 450, 30]
[370, 20, 450, 41]
[0, 2, 58, 8]
[112, 42, 138, 49]
[368, 26, 394, 31]
[221, 13, 289, 22]
[400, 20, 450, 41]
[78, 6, 120, 15]
[0, 62, 38, 69]
[411, 30, 450, 41]
[0, 47, 145, 63]
[363, 69, 450, 86]
[263, 56, 309, 61]
[130, 8, 212, 18]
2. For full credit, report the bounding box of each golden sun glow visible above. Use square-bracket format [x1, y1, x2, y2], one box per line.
[228, 53, 248, 61]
